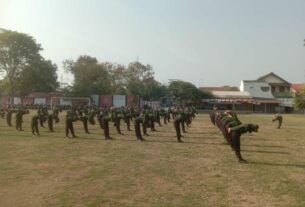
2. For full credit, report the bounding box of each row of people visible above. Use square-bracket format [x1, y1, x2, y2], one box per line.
[210, 108, 259, 163]
[1, 105, 197, 143]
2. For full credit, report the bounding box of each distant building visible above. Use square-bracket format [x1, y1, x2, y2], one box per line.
[199, 87, 227, 92]
[201, 90, 279, 113]
[240, 72, 293, 112]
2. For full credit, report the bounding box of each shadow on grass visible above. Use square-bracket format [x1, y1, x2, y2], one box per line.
[0, 133, 35, 138]
[242, 149, 289, 155]
[249, 161, 305, 169]
[243, 144, 285, 148]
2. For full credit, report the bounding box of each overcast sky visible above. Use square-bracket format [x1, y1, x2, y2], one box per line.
[1, 0, 305, 87]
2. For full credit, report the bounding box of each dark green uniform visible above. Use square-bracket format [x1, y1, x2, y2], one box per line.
[174, 114, 184, 142]
[102, 115, 111, 140]
[229, 124, 259, 163]
[134, 116, 145, 141]
[6, 108, 16, 127]
[31, 115, 40, 136]
[65, 110, 79, 138]
[15, 109, 29, 131]
[272, 113, 283, 129]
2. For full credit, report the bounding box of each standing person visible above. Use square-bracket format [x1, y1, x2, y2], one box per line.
[65, 109, 78, 138]
[134, 116, 145, 141]
[102, 115, 112, 140]
[122, 107, 132, 131]
[142, 110, 150, 136]
[6, 108, 16, 127]
[111, 107, 123, 135]
[174, 113, 184, 143]
[31, 114, 40, 136]
[272, 113, 283, 129]
[155, 109, 162, 126]
[47, 107, 62, 132]
[80, 107, 90, 134]
[15, 108, 29, 131]
[47, 114, 54, 132]
[0, 107, 6, 119]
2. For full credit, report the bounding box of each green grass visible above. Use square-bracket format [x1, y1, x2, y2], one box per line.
[0, 111, 305, 207]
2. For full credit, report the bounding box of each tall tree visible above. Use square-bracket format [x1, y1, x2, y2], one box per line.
[18, 58, 59, 94]
[63, 56, 113, 96]
[125, 61, 154, 96]
[168, 80, 212, 105]
[106, 63, 127, 94]
[0, 29, 42, 98]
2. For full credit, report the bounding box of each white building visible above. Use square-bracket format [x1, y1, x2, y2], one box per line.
[240, 80, 274, 99]
[240, 72, 293, 112]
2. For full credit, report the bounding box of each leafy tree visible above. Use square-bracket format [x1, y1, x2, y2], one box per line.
[107, 63, 127, 94]
[18, 58, 59, 94]
[141, 79, 167, 101]
[63, 56, 113, 96]
[294, 86, 305, 112]
[125, 61, 154, 96]
[0, 29, 42, 98]
[168, 80, 212, 105]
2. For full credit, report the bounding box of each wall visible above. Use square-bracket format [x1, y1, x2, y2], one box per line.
[240, 81, 274, 98]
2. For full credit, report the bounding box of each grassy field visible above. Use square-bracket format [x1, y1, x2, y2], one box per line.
[0, 111, 305, 207]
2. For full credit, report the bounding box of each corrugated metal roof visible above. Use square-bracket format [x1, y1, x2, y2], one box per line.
[212, 91, 252, 98]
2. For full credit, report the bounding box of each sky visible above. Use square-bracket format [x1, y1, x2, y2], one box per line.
[1, 0, 305, 87]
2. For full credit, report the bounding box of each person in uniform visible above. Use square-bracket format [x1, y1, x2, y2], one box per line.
[134, 116, 145, 141]
[111, 107, 123, 135]
[228, 124, 259, 163]
[272, 113, 283, 129]
[47, 107, 62, 132]
[122, 107, 132, 131]
[102, 114, 112, 140]
[211, 109, 259, 163]
[31, 114, 40, 136]
[142, 110, 150, 136]
[0, 106, 6, 119]
[38, 106, 48, 128]
[65, 108, 78, 138]
[6, 107, 16, 127]
[15, 108, 29, 131]
[173, 112, 184, 143]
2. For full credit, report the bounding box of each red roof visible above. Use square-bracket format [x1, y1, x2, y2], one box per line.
[291, 84, 305, 93]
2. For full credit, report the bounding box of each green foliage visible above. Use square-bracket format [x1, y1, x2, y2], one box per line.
[125, 61, 155, 96]
[18, 58, 59, 94]
[294, 86, 305, 112]
[168, 80, 212, 105]
[0, 29, 58, 96]
[63, 56, 113, 96]
[64, 58, 159, 98]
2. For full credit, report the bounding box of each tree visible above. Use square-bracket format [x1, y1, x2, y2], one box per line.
[125, 61, 154, 96]
[168, 80, 212, 105]
[18, 58, 59, 94]
[107, 63, 127, 94]
[63, 56, 113, 96]
[0, 29, 42, 98]
[294, 86, 305, 113]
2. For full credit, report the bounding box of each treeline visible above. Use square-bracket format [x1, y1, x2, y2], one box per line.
[0, 29, 212, 105]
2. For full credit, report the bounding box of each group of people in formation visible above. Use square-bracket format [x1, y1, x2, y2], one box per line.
[0, 104, 284, 163]
[0, 105, 197, 143]
[209, 107, 283, 163]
